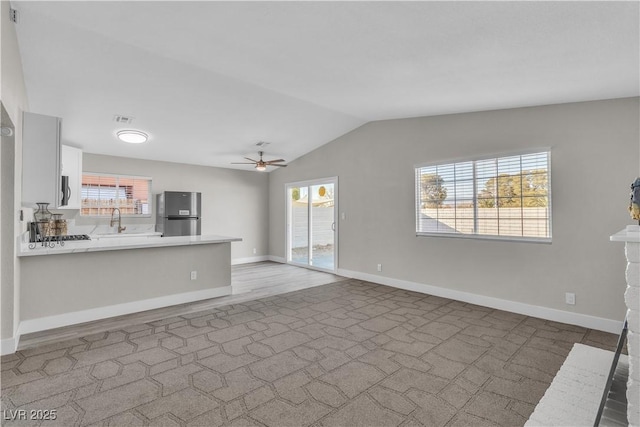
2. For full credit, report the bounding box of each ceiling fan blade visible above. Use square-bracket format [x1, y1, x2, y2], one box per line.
[269, 164, 287, 167]
[243, 157, 259, 162]
[265, 159, 285, 164]
[231, 162, 256, 164]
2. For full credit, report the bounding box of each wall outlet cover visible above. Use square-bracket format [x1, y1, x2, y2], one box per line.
[565, 292, 576, 305]
[190, 271, 197, 280]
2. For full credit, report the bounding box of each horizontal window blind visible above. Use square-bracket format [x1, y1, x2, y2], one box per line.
[416, 151, 551, 241]
[81, 174, 151, 216]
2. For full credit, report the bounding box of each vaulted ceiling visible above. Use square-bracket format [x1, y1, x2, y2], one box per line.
[14, 1, 639, 169]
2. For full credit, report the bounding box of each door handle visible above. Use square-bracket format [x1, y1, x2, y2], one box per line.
[331, 222, 336, 231]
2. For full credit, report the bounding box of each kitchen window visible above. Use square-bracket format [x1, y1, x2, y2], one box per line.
[415, 150, 551, 242]
[81, 173, 152, 217]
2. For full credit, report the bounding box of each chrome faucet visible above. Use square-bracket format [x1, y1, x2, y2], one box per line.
[110, 208, 126, 233]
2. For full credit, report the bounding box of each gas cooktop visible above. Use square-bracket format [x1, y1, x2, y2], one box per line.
[28, 234, 91, 249]
[41, 234, 91, 242]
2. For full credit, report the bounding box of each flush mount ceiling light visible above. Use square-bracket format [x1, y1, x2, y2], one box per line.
[117, 130, 148, 144]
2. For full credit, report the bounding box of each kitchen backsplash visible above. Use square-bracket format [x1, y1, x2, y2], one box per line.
[71, 223, 156, 235]
[21, 205, 155, 236]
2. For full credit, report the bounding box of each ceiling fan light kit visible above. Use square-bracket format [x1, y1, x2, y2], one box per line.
[231, 150, 287, 172]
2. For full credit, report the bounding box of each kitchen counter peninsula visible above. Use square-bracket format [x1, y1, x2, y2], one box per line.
[17, 234, 242, 336]
[18, 234, 241, 256]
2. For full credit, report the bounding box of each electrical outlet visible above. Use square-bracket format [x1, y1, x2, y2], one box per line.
[253, 248, 257, 255]
[377, 264, 382, 272]
[565, 292, 575, 305]
[341, 212, 346, 220]
[190, 271, 197, 281]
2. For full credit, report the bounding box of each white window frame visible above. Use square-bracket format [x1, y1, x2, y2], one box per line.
[80, 172, 153, 218]
[415, 149, 552, 243]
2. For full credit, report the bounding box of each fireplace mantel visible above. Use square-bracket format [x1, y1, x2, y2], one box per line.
[611, 225, 640, 243]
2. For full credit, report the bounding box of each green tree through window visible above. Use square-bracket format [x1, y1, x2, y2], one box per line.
[478, 169, 548, 208]
[420, 173, 447, 208]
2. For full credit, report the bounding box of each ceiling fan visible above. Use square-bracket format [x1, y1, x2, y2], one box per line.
[231, 151, 287, 171]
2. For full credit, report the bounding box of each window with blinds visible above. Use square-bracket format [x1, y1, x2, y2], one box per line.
[415, 151, 551, 241]
[81, 173, 152, 216]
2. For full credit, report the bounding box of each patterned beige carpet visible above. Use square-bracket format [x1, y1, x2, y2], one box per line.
[1, 279, 616, 426]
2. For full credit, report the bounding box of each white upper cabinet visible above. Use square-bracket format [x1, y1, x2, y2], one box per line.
[22, 112, 62, 207]
[22, 112, 83, 209]
[60, 145, 83, 210]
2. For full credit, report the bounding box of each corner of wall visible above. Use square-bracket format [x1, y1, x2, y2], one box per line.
[1, 0, 29, 350]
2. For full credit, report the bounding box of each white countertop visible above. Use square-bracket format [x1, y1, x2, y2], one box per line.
[18, 234, 242, 257]
[610, 225, 640, 243]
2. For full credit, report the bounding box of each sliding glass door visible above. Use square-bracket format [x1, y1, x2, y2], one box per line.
[286, 178, 337, 272]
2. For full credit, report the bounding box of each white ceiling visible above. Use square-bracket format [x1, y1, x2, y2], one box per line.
[13, 1, 639, 170]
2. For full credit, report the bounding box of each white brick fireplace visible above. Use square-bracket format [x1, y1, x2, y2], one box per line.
[611, 225, 640, 427]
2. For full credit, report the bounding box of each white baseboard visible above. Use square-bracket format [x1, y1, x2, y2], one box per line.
[337, 269, 622, 334]
[268, 255, 286, 263]
[232, 255, 286, 265]
[18, 286, 233, 337]
[1, 337, 17, 356]
[232, 255, 270, 265]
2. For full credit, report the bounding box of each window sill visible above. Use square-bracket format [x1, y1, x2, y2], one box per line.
[416, 232, 552, 244]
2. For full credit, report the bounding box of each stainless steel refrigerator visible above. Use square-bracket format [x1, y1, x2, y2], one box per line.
[156, 192, 201, 236]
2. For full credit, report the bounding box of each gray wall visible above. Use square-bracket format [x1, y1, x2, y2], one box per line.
[269, 98, 640, 322]
[21, 243, 231, 320]
[1, 0, 29, 342]
[70, 154, 269, 261]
